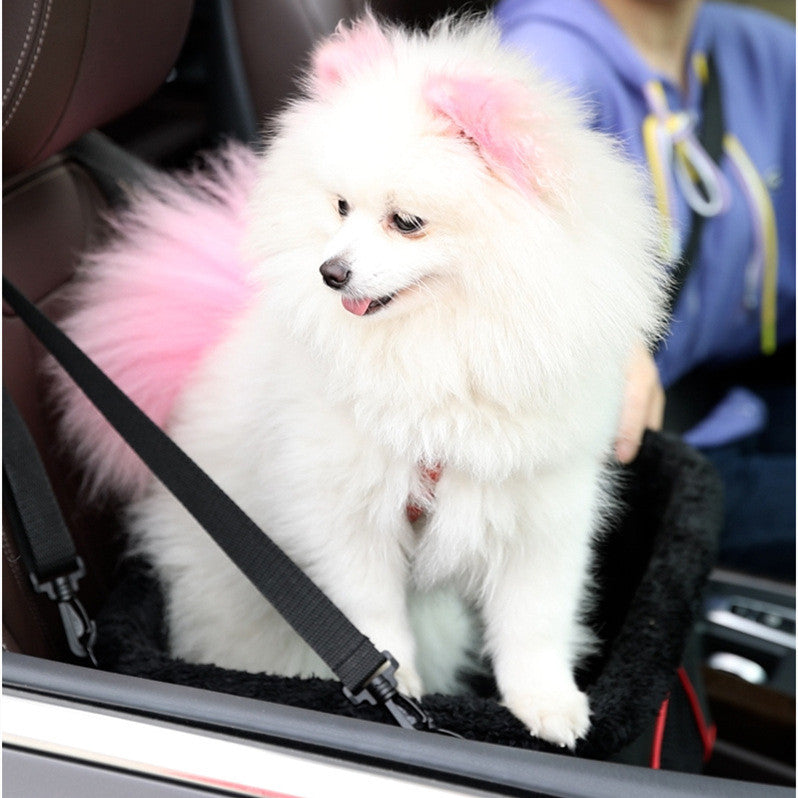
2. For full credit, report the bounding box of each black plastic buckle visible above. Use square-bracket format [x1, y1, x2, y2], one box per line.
[30, 557, 98, 666]
[343, 651, 463, 739]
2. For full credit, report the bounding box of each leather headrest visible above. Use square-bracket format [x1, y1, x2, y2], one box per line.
[2, 0, 193, 176]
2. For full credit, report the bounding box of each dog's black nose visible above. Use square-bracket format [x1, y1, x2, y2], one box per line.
[320, 257, 351, 290]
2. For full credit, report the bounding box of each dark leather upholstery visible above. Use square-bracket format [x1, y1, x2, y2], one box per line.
[2, 0, 192, 658]
[229, 0, 355, 126]
[230, 0, 475, 126]
[2, 156, 132, 657]
[3, 0, 193, 175]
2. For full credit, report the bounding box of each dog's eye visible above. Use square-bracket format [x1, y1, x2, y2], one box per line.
[392, 213, 425, 234]
[337, 198, 350, 217]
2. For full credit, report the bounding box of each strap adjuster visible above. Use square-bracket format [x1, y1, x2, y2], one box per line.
[30, 557, 98, 666]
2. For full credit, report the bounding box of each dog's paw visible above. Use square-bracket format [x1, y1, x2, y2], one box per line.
[395, 665, 424, 699]
[503, 685, 591, 750]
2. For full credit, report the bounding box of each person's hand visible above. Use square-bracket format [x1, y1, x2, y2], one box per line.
[615, 342, 665, 464]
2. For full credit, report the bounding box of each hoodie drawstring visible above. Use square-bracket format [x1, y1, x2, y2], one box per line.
[641, 53, 777, 354]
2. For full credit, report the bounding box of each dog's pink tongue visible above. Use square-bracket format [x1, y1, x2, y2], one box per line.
[342, 296, 372, 316]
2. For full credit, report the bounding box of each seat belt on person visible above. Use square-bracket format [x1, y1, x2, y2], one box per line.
[664, 53, 725, 317]
[2, 276, 456, 736]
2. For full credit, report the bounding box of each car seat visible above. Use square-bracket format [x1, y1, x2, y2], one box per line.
[3, 0, 723, 776]
[2, 0, 194, 658]
[208, 0, 489, 143]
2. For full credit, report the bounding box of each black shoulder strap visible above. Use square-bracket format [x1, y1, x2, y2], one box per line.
[666, 54, 725, 315]
[2, 277, 446, 734]
[3, 387, 97, 663]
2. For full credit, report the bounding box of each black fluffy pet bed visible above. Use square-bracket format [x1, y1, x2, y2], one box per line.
[95, 430, 721, 762]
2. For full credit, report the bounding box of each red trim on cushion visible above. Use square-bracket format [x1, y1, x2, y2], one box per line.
[650, 696, 670, 769]
[677, 666, 717, 762]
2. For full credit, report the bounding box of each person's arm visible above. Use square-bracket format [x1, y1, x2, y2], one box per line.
[615, 342, 664, 464]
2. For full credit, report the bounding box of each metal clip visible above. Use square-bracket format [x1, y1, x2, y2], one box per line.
[343, 651, 463, 739]
[30, 557, 98, 665]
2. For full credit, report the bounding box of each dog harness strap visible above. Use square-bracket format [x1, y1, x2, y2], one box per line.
[1, 277, 400, 704]
[406, 463, 442, 523]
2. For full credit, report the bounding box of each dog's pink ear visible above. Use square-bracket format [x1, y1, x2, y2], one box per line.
[311, 14, 392, 94]
[423, 74, 550, 197]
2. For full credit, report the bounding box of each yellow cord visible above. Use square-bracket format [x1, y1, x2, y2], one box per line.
[724, 133, 779, 354]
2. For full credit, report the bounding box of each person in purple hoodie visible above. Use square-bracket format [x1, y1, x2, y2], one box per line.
[495, 0, 795, 579]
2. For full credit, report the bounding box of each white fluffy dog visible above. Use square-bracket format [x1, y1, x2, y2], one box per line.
[56, 14, 665, 748]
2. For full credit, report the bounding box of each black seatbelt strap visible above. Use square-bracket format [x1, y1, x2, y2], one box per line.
[3, 388, 97, 664]
[3, 277, 447, 734]
[665, 53, 725, 316]
[66, 131, 161, 207]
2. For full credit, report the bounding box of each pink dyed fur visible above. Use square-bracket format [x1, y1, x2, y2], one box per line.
[311, 13, 392, 94]
[424, 74, 551, 197]
[50, 143, 257, 500]
[311, 15, 552, 195]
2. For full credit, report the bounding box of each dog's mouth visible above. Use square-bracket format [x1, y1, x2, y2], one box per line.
[341, 293, 396, 316]
[338, 276, 437, 317]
